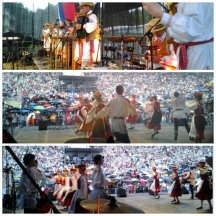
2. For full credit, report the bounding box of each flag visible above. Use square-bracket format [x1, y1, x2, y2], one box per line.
[58, 2, 76, 22]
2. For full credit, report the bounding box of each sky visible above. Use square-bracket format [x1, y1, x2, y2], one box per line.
[22, 2, 59, 11]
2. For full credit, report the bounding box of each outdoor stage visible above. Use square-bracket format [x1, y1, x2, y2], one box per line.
[6, 192, 213, 214]
[32, 57, 108, 70]
[12, 123, 213, 143]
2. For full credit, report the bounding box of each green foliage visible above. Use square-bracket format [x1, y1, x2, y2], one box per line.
[3, 2, 59, 40]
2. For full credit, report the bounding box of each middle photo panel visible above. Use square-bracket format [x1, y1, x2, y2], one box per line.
[2, 72, 213, 143]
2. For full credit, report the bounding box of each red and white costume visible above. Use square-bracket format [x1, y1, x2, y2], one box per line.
[150, 170, 160, 193]
[53, 173, 64, 195]
[127, 95, 137, 124]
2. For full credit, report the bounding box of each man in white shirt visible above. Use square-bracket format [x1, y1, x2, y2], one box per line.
[75, 2, 101, 68]
[94, 85, 137, 143]
[142, 3, 213, 70]
[171, 92, 190, 141]
[182, 167, 196, 199]
[90, 155, 115, 200]
[19, 154, 38, 213]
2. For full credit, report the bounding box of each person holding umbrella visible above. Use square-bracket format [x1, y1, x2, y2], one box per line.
[150, 166, 160, 199]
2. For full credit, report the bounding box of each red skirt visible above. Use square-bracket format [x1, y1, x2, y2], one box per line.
[155, 179, 160, 193]
[61, 191, 76, 207]
[170, 180, 182, 197]
[79, 120, 93, 134]
[194, 114, 207, 140]
[195, 179, 213, 200]
[146, 111, 162, 130]
[127, 115, 137, 123]
[91, 119, 113, 139]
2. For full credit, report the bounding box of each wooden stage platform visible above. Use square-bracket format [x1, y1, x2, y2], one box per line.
[32, 57, 108, 70]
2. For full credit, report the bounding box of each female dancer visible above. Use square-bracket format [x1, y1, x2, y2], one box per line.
[146, 96, 162, 138]
[195, 158, 212, 212]
[168, 166, 182, 204]
[186, 92, 207, 143]
[150, 166, 160, 199]
[68, 164, 90, 213]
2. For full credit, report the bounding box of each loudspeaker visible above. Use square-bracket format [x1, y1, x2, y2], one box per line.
[38, 121, 48, 130]
[181, 185, 189, 194]
[117, 188, 127, 197]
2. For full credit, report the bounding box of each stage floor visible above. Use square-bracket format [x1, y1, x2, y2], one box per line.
[11, 123, 213, 143]
[33, 57, 109, 70]
[5, 192, 213, 214]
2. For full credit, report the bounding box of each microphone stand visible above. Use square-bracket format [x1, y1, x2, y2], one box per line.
[136, 19, 160, 70]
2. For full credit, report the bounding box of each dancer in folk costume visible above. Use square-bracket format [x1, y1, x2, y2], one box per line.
[74, 2, 101, 68]
[146, 96, 162, 138]
[79, 98, 93, 137]
[70, 96, 84, 133]
[186, 92, 207, 143]
[195, 158, 212, 212]
[54, 169, 71, 204]
[150, 166, 160, 199]
[127, 94, 137, 129]
[86, 92, 113, 140]
[57, 21, 67, 64]
[68, 164, 90, 213]
[168, 166, 182, 204]
[42, 23, 51, 55]
[53, 170, 64, 196]
[61, 168, 78, 208]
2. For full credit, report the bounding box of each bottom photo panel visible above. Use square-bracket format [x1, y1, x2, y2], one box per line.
[2, 145, 213, 214]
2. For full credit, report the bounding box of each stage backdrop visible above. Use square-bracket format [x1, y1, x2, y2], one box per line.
[58, 2, 77, 21]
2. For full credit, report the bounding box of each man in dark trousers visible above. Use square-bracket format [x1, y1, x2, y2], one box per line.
[95, 85, 137, 143]
[182, 167, 196, 199]
[171, 92, 190, 141]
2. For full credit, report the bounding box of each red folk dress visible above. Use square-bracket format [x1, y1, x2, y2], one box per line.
[146, 101, 162, 130]
[127, 98, 137, 123]
[168, 173, 182, 197]
[91, 104, 113, 139]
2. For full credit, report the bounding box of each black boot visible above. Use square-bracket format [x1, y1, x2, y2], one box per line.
[174, 129, 178, 141]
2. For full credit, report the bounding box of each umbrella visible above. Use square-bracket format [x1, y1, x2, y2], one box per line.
[139, 179, 147, 183]
[29, 102, 37, 106]
[7, 107, 20, 113]
[46, 107, 57, 112]
[147, 177, 154, 182]
[33, 106, 45, 110]
[20, 109, 32, 113]
[43, 103, 51, 108]
[22, 91, 29, 95]
[131, 178, 138, 182]
[35, 110, 40, 114]
[162, 177, 171, 182]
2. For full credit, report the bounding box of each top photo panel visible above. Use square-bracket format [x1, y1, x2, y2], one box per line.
[2, 2, 214, 71]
